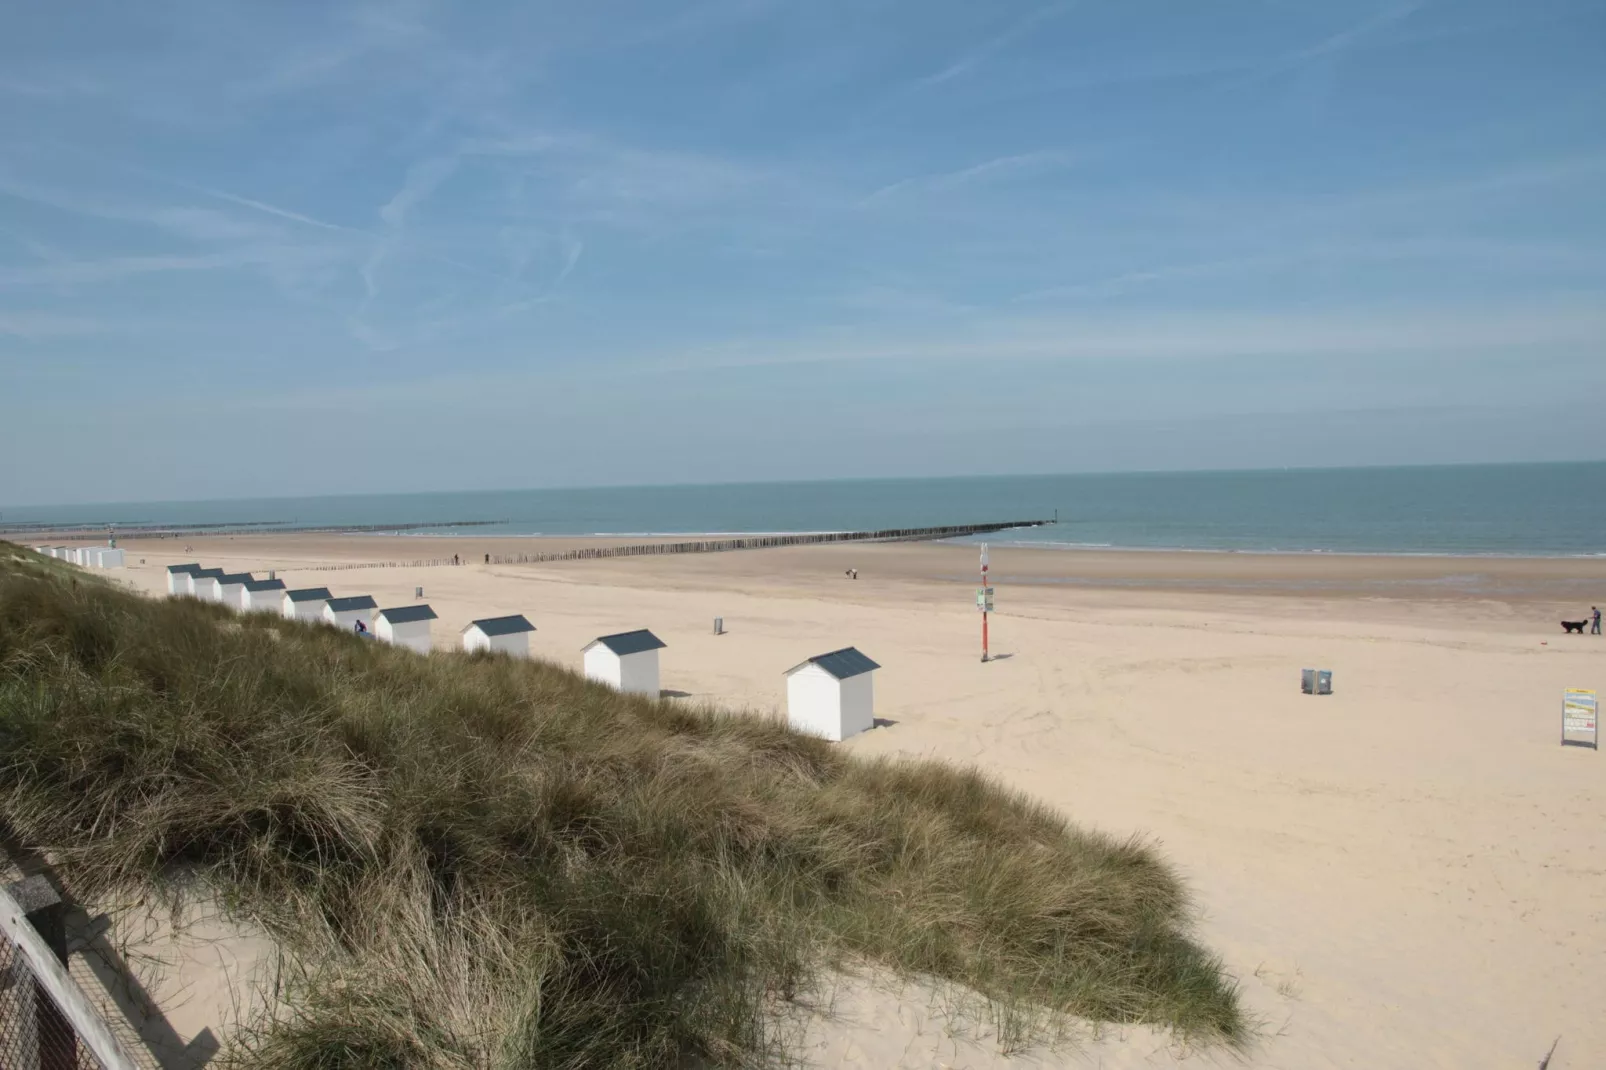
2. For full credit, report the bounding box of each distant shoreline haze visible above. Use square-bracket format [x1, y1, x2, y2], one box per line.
[5, 462, 1605, 557]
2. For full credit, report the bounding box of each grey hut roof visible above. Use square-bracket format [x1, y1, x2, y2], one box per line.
[285, 587, 333, 602]
[192, 568, 226, 580]
[375, 605, 437, 625]
[785, 647, 880, 680]
[218, 573, 254, 585]
[584, 629, 667, 656]
[244, 578, 286, 592]
[166, 563, 202, 574]
[326, 595, 378, 612]
[464, 614, 535, 637]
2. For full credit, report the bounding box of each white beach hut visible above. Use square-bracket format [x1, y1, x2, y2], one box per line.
[282, 587, 333, 622]
[93, 548, 126, 568]
[166, 564, 201, 595]
[187, 568, 225, 598]
[212, 572, 253, 607]
[462, 614, 536, 657]
[374, 605, 437, 654]
[323, 595, 378, 633]
[240, 578, 286, 612]
[582, 629, 667, 696]
[52, 547, 71, 561]
[784, 647, 880, 742]
[34, 546, 53, 557]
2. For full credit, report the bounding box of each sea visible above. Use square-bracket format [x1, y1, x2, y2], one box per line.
[5, 463, 1605, 557]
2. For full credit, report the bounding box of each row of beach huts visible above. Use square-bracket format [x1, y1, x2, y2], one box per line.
[35, 545, 126, 568]
[159, 561, 880, 741]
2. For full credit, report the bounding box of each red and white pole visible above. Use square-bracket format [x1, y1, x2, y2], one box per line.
[980, 543, 990, 663]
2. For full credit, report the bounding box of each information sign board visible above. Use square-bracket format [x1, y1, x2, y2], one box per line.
[1563, 689, 1598, 749]
[976, 587, 994, 612]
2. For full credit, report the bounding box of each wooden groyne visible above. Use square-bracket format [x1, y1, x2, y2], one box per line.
[298, 518, 1053, 572]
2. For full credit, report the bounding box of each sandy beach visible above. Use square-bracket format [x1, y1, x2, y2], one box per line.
[73, 535, 1606, 1067]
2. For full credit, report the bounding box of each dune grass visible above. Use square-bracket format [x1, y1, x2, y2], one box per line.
[0, 542, 1243, 1066]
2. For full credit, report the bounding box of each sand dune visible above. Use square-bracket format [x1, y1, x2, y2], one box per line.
[90, 537, 1606, 1068]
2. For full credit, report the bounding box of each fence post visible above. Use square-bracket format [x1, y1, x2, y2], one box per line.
[7, 876, 75, 1070]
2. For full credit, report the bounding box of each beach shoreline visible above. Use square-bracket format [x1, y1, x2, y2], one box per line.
[61, 531, 1606, 603]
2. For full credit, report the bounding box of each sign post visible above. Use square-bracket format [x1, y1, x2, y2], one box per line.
[978, 543, 992, 663]
[1562, 689, 1598, 749]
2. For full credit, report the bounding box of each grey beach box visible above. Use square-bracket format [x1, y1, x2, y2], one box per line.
[1301, 669, 1333, 695]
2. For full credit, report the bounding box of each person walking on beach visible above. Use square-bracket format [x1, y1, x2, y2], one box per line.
[1593, 606, 1601, 635]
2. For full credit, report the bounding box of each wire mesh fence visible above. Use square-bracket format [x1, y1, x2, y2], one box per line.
[0, 881, 139, 1070]
[0, 935, 112, 1070]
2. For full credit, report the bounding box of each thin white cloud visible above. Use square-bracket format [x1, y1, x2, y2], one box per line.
[350, 154, 465, 347]
[918, 2, 1078, 87]
[554, 237, 584, 285]
[190, 186, 357, 233]
[357, 157, 457, 303]
[0, 174, 358, 253]
[1238, 0, 1429, 89]
[145, 207, 278, 243]
[0, 249, 276, 287]
[229, 0, 435, 101]
[379, 156, 459, 229]
[1285, 1, 1429, 66]
[862, 149, 1082, 204]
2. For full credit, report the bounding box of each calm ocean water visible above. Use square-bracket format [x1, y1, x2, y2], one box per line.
[6, 463, 1605, 557]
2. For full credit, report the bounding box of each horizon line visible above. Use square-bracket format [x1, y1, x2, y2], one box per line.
[5, 457, 1606, 513]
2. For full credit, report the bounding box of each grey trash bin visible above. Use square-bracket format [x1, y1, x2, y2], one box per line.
[1302, 669, 1333, 695]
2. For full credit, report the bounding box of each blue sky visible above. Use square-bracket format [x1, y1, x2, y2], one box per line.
[3, 0, 1604, 506]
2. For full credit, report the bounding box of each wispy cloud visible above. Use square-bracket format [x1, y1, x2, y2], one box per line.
[861, 149, 1083, 204]
[190, 186, 357, 233]
[0, 248, 295, 287]
[229, 0, 436, 101]
[357, 154, 460, 321]
[1283, 1, 1429, 67]
[1236, 0, 1429, 89]
[554, 236, 584, 285]
[378, 156, 458, 229]
[918, 2, 1077, 87]
[144, 207, 280, 243]
[0, 172, 349, 250]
